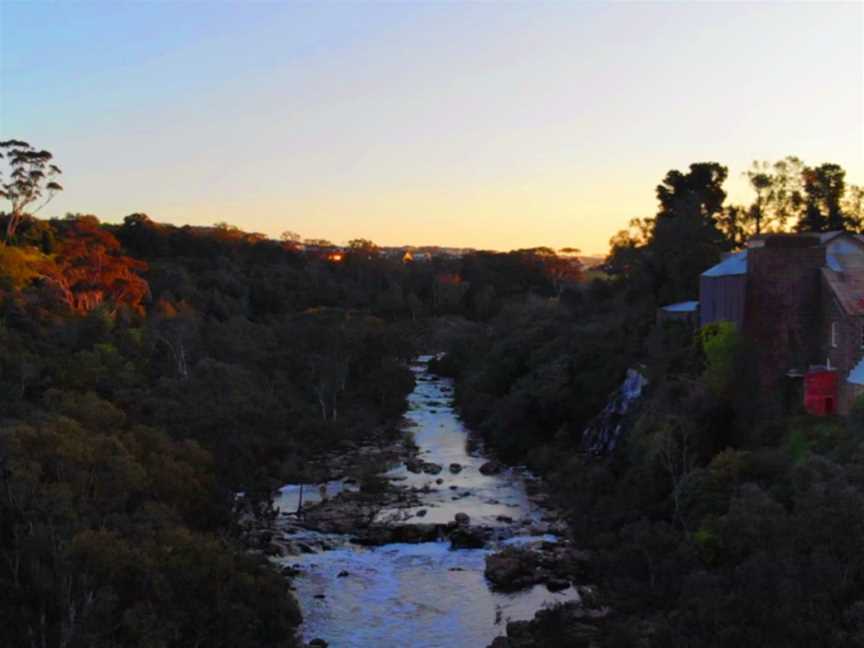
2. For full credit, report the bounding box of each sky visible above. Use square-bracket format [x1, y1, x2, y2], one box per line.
[1, 1, 862, 254]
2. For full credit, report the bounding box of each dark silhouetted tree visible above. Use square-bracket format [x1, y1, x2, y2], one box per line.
[797, 163, 847, 232]
[0, 140, 63, 243]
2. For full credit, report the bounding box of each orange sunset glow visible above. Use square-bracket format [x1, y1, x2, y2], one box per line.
[3, 2, 861, 253]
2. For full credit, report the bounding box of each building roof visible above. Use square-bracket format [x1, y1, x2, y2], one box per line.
[748, 230, 845, 244]
[849, 358, 864, 386]
[826, 253, 844, 272]
[705, 233, 864, 279]
[702, 250, 748, 277]
[661, 300, 699, 313]
[823, 267, 864, 316]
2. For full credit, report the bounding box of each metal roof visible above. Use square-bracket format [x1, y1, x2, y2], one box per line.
[849, 358, 864, 386]
[826, 253, 844, 272]
[702, 250, 748, 277]
[661, 301, 699, 313]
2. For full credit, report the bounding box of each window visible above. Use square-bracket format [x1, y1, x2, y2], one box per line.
[831, 321, 839, 348]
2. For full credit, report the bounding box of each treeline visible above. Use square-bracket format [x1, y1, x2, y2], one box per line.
[437, 158, 864, 646]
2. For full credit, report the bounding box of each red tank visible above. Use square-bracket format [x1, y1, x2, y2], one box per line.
[804, 369, 839, 416]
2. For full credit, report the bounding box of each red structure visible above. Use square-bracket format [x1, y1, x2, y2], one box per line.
[804, 369, 839, 416]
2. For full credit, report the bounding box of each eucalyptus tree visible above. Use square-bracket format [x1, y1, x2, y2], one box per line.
[0, 140, 63, 243]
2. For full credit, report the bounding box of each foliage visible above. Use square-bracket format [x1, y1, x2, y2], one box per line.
[0, 209, 435, 647]
[443, 158, 864, 647]
[2, 149, 862, 647]
[699, 321, 742, 398]
[0, 139, 63, 242]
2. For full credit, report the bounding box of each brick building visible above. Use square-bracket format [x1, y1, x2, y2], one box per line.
[691, 232, 864, 415]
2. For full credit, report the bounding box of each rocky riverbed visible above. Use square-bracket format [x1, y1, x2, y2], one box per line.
[263, 356, 604, 647]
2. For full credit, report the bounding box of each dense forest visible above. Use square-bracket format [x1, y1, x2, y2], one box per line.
[2, 139, 864, 647]
[435, 159, 864, 647]
[0, 140, 588, 647]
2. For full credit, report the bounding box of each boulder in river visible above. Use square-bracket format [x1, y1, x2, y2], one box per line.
[281, 565, 301, 578]
[454, 512, 470, 526]
[546, 578, 570, 592]
[486, 602, 605, 648]
[479, 460, 503, 475]
[485, 545, 592, 591]
[421, 462, 443, 475]
[484, 547, 541, 590]
[505, 621, 531, 641]
[352, 523, 441, 546]
[405, 459, 425, 473]
[449, 463, 462, 474]
[264, 542, 286, 557]
[406, 459, 444, 475]
[449, 526, 488, 549]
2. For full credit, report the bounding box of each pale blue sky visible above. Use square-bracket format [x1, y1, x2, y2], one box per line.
[1, 1, 862, 252]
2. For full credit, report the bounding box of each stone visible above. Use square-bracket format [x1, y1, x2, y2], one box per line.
[337, 570, 350, 578]
[484, 547, 543, 590]
[454, 512, 470, 526]
[479, 460, 503, 475]
[449, 526, 487, 549]
[449, 463, 463, 474]
[415, 509, 427, 517]
[496, 515, 513, 524]
[405, 459, 425, 474]
[546, 578, 570, 592]
[389, 523, 440, 544]
[421, 462, 443, 475]
[505, 621, 531, 640]
[309, 639, 328, 647]
[264, 542, 285, 557]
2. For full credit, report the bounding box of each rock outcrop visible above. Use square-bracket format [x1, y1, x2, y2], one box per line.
[486, 598, 609, 648]
[484, 544, 591, 591]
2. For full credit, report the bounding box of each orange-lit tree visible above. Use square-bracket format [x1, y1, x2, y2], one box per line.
[45, 216, 150, 314]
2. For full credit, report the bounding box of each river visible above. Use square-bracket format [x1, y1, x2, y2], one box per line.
[274, 356, 577, 647]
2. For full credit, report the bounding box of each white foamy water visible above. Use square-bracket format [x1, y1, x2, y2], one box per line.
[278, 356, 575, 647]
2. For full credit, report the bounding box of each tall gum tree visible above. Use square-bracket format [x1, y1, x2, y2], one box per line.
[0, 140, 63, 243]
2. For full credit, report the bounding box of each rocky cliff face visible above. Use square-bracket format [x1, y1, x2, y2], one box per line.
[580, 368, 647, 455]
